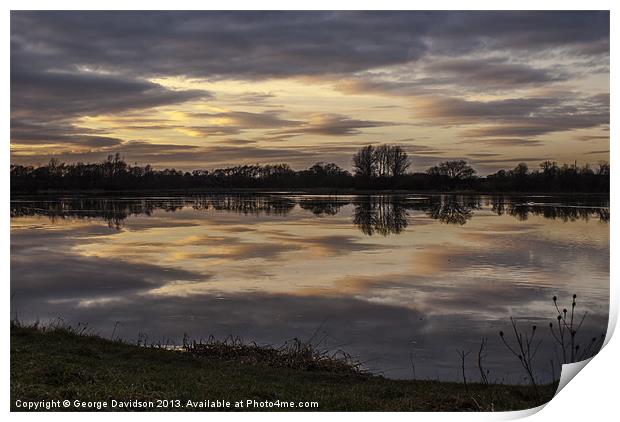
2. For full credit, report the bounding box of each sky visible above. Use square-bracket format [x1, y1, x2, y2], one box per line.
[10, 11, 610, 174]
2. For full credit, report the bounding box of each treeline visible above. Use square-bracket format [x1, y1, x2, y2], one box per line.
[10, 146, 610, 193]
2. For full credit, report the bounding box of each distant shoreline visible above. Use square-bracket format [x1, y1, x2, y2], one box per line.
[10, 188, 611, 198]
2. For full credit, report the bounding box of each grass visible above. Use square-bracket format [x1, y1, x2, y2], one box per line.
[10, 323, 558, 411]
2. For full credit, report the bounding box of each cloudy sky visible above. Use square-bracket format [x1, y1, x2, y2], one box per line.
[10, 11, 609, 174]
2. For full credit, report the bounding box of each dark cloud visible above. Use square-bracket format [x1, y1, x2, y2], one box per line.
[467, 152, 501, 158]
[11, 70, 209, 121]
[460, 138, 544, 147]
[11, 11, 609, 80]
[10, 119, 124, 147]
[227, 92, 278, 106]
[9, 11, 610, 167]
[11, 69, 210, 148]
[221, 138, 257, 146]
[275, 113, 393, 137]
[191, 110, 300, 128]
[423, 57, 568, 88]
[416, 94, 609, 138]
[336, 57, 569, 96]
[336, 79, 608, 140]
[576, 135, 609, 142]
[414, 96, 555, 122]
[184, 110, 302, 137]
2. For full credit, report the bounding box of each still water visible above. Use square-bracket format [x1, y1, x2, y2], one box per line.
[10, 194, 609, 383]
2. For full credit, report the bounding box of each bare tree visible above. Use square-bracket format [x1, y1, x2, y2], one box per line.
[427, 160, 476, 180]
[373, 144, 390, 178]
[388, 145, 410, 178]
[355, 144, 410, 180]
[352, 145, 376, 179]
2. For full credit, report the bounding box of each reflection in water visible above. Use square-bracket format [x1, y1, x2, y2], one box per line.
[10, 198, 185, 228]
[10, 194, 609, 234]
[10, 194, 609, 382]
[488, 196, 610, 223]
[299, 198, 348, 216]
[191, 195, 295, 216]
[353, 196, 410, 235]
[425, 196, 481, 225]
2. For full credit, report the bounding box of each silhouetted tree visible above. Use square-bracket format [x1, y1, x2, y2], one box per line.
[353, 145, 376, 180]
[10, 154, 609, 193]
[427, 160, 476, 180]
[426, 160, 477, 189]
[388, 145, 411, 179]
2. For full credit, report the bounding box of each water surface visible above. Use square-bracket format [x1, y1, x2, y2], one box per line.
[10, 194, 609, 383]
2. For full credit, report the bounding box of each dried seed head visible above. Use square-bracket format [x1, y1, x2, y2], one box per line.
[499, 331, 504, 337]
[573, 294, 577, 299]
[553, 296, 557, 302]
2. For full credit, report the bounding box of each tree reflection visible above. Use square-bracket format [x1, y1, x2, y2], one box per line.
[190, 195, 295, 216]
[299, 198, 349, 216]
[425, 196, 481, 225]
[11, 194, 609, 233]
[353, 196, 410, 236]
[489, 196, 610, 223]
[10, 195, 295, 228]
[10, 198, 185, 229]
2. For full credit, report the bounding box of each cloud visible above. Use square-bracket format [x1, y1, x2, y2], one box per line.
[10, 142, 323, 169]
[227, 92, 277, 106]
[335, 57, 569, 97]
[182, 110, 302, 137]
[11, 11, 609, 80]
[423, 57, 568, 88]
[412, 96, 554, 122]
[460, 138, 544, 147]
[275, 113, 393, 137]
[11, 70, 210, 120]
[10, 119, 124, 147]
[10, 227, 209, 301]
[9, 11, 610, 168]
[10, 69, 211, 148]
[414, 93, 609, 138]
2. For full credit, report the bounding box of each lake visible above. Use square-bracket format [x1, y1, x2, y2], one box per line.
[10, 193, 609, 383]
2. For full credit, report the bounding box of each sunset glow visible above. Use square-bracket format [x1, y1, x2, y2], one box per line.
[11, 11, 609, 174]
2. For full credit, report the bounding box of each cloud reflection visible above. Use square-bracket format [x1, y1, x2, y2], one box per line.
[10, 194, 609, 382]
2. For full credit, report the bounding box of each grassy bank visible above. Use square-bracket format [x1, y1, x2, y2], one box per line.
[11, 324, 556, 411]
